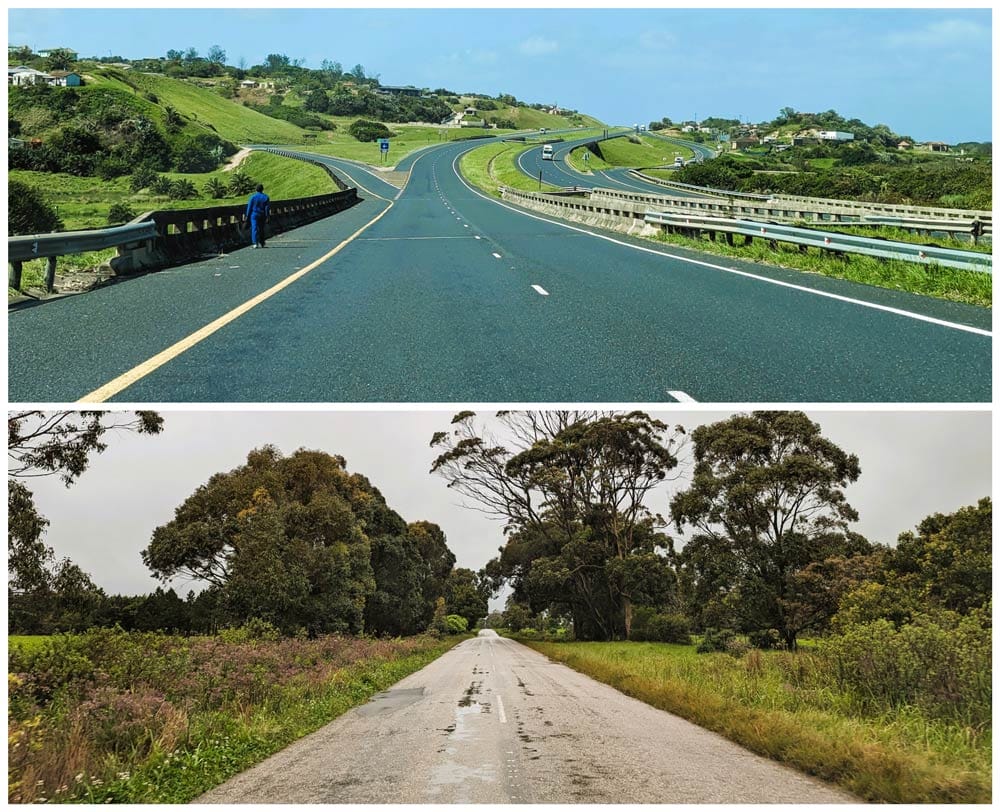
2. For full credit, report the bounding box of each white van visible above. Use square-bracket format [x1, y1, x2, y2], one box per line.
[542, 144, 554, 160]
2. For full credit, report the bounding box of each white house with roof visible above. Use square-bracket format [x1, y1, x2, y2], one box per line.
[8, 65, 49, 85]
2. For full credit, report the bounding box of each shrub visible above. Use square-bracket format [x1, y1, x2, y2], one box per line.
[106, 202, 136, 225]
[150, 175, 173, 195]
[631, 609, 692, 643]
[203, 177, 227, 199]
[518, 628, 539, 639]
[697, 628, 736, 653]
[218, 618, 281, 644]
[73, 686, 187, 758]
[822, 609, 991, 725]
[348, 119, 395, 142]
[129, 166, 159, 192]
[228, 170, 256, 196]
[8, 180, 63, 235]
[168, 179, 197, 199]
[445, 614, 468, 634]
[96, 156, 130, 180]
[748, 628, 786, 650]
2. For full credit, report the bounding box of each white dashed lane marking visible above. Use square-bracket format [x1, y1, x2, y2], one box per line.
[532, 285, 549, 296]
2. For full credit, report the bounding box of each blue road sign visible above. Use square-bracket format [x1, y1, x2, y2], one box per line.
[379, 139, 389, 152]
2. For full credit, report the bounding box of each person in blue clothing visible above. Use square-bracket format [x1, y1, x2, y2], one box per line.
[245, 184, 270, 248]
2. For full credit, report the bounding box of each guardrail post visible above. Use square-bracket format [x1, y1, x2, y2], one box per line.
[44, 257, 57, 292]
[9, 260, 23, 291]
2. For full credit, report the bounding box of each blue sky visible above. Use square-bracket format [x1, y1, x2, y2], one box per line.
[8, 7, 992, 142]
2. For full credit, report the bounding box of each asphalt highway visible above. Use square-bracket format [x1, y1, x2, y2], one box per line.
[8, 134, 991, 402]
[194, 632, 857, 804]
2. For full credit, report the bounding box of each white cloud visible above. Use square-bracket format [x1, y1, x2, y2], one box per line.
[519, 36, 559, 56]
[884, 18, 989, 49]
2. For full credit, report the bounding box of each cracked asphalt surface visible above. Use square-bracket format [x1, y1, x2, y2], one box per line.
[195, 631, 857, 804]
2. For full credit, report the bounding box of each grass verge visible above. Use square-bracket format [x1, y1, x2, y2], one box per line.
[648, 228, 991, 307]
[8, 630, 464, 803]
[525, 640, 990, 804]
[459, 143, 563, 197]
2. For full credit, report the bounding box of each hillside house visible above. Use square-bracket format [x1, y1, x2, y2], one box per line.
[732, 136, 760, 151]
[378, 85, 422, 97]
[921, 141, 950, 153]
[464, 106, 478, 115]
[48, 70, 82, 87]
[817, 130, 854, 142]
[8, 66, 50, 85]
[36, 47, 78, 59]
[896, 140, 912, 150]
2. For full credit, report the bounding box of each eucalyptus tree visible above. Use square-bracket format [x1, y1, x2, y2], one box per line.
[431, 411, 687, 639]
[670, 411, 863, 649]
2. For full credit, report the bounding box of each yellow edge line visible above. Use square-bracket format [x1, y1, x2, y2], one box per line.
[78, 200, 394, 403]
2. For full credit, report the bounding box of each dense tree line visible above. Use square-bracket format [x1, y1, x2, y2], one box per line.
[8, 417, 490, 638]
[140, 445, 486, 636]
[435, 411, 990, 652]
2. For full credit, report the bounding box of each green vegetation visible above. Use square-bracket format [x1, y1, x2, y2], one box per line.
[648, 226, 991, 307]
[453, 409, 990, 802]
[584, 134, 693, 169]
[675, 153, 991, 210]
[9, 152, 333, 232]
[99, 71, 309, 145]
[8, 627, 462, 803]
[524, 638, 989, 803]
[9, 414, 490, 638]
[458, 142, 563, 196]
[8, 636, 49, 654]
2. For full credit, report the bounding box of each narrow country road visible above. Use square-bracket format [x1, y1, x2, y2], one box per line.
[195, 631, 856, 804]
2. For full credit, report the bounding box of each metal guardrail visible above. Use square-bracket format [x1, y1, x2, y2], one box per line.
[9, 150, 359, 293]
[602, 184, 992, 242]
[631, 171, 992, 232]
[8, 221, 158, 291]
[643, 211, 992, 273]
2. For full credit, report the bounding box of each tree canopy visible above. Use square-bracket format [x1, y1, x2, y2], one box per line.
[669, 411, 865, 648]
[143, 446, 458, 635]
[431, 411, 686, 640]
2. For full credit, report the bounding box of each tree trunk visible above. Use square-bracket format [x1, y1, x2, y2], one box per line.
[623, 596, 633, 640]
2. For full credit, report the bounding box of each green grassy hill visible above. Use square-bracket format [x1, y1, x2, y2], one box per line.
[89, 68, 310, 144]
[578, 134, 693, 170]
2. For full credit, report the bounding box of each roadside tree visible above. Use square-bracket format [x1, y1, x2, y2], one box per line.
[670, 411, 862, 649]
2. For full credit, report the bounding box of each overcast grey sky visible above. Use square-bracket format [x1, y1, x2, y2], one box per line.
[14, 410, 991, 600]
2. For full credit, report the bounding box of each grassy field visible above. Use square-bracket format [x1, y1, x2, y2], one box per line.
[525, 640, 990, 803]
[301, 123, 498, 165]
[458, 142, 564, 197]
[8, 629, 466, 803]
[570, 135, 693, 172]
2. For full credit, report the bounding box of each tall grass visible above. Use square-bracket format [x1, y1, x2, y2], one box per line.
[650, 228, 991, 307]
[8, 628, 461, 803]
[526, 640, 990, 803]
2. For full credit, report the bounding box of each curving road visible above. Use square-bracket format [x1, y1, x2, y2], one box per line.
[7, 135, 991, 402]
[194, 632, 857, 804]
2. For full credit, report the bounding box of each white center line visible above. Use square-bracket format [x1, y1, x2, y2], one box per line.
[492, 252, 502, 258]
[532, 284, 549, 296]
[668, 390, 697, 402]
[496, 694, 507, 724]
